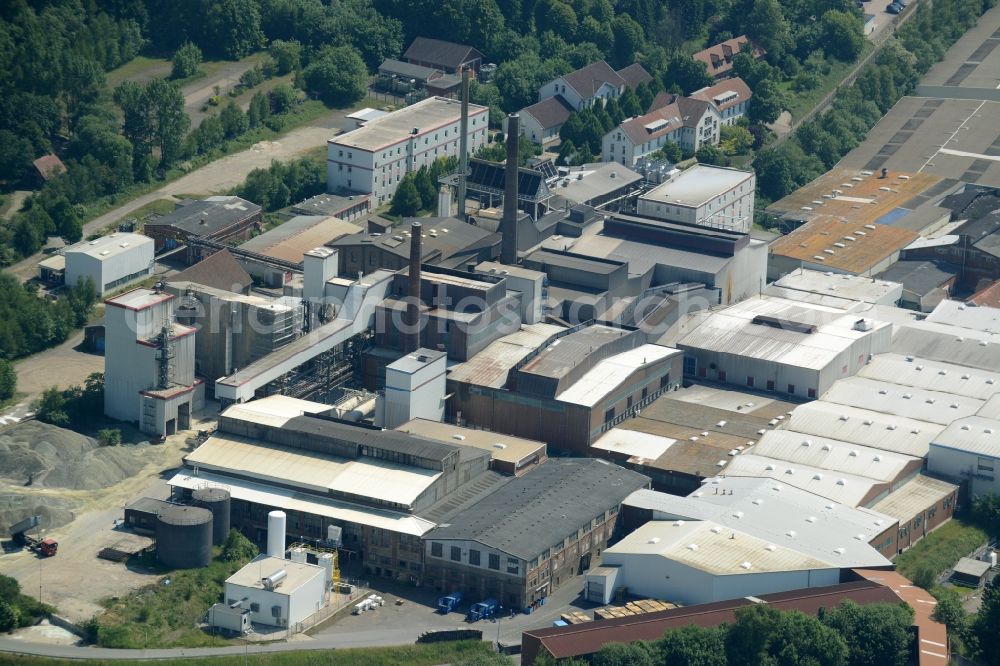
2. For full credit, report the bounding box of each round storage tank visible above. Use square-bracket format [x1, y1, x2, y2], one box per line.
[155, 505, 213, 568]
[192, 487, 231, 546]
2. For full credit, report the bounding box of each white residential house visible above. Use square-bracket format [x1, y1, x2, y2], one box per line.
[537, 61, 651, 112]
[602, 96, 720, 167]
[690, 77, 753, 126]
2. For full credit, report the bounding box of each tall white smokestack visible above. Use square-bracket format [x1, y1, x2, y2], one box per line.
[267, 510, 286, 558]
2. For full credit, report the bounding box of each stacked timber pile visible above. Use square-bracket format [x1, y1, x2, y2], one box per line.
[560, 611, 593, 624]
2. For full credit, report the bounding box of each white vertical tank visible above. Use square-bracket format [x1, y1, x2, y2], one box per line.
[990, 550, 997, 568]
[290, 547, 307, 564]
[267, 510, 286, 558]
[319, 552, 334, 589]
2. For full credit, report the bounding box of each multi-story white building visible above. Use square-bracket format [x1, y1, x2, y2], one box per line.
[690, 77, 753, 126]
[64, 232, 154, 295]
[602, 97, 720, 168]
[104, 288, 202, 436]
[327, 97, 489, 206]
[636, 165, 755, 232]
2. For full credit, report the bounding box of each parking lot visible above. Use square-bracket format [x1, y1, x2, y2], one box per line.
[309, 570, 598, 648]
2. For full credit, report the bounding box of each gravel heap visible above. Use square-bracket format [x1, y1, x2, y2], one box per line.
[1, 494, 76, 534]
[0, 421, 150, 490]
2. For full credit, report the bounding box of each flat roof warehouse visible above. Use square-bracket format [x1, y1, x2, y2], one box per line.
[329, 97, 488, 152]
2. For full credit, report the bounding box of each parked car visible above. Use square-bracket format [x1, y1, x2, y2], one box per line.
[886, 2, 902, 12]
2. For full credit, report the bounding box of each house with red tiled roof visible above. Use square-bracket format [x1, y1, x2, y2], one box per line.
[602, 95, 720, 167]
[693, 35, 765, 80]
[690, 77, 753, 125]
[32, 154, 66, 183]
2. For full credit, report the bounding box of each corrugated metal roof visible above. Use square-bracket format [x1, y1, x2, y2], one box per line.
[869, 474, 957, 524]
[239, 216, 361, 263]
[891, 322, 1000, 372]
[858, 353, 1000, 400]
[169, 470, 436, 536]
[185, 434, 440, 506]
[822, 377, 984, 426]
[980, 394, 1000, 420]
[556, 344, 679, 407]
[782, 401, 941, 458]
[677, 297, 888, 371]
[424, 458, 649, 561]
[627, 484, 893, 569]
[751, 430, 920, 484]
[395, 418, 546, 467]
[721, 453, 886, 507]
[604, 520, 834, 575]
[446, 323, 565, 388]
[770, 268, 902, 305]
[226, 556, 323, 593]
[592, 429, 676, 460]
[931, 416, 1000, 458]
[926, 300, 1000, 334]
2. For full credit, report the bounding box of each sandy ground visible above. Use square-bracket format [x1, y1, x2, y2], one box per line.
[13, 332, 103, 396]
[768, 111, 793, 139]
[183, 60, 262, 128]
[1, 410, 217, 625]
[6, 620, 80, 646]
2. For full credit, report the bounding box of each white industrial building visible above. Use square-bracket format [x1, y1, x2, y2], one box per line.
[64, 232, 154, 295]
[636, 165, 755, 233]
[676, 297, 892, 399]
[224, 556, 326, 629]
[821, 377, 985, 426]
[928, 415, 1000, 498]
[327, 97, 489, 205]
[376, 348, 446, 429]
[765, 269, 904, 309]
[104, 288, 202, 435]
[601, 520, 845, 606]
[719, 453, 888, 507]
[780, 400, 942, 458]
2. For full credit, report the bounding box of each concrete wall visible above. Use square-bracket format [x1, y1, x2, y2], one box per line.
[226, 569, 324, 628]
[929, 445, 999, 500]
[66, 240, 154, 295]
[383, 352, 447, 428]
[104, 301, 167, 423]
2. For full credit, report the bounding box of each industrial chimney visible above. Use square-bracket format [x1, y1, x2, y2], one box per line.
[501, 113, 520, 264]
[457, 67, 471, 220]
[406, 221, 422, 352]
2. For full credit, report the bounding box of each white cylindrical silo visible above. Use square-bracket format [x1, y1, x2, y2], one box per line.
[267, 510, 286, 558]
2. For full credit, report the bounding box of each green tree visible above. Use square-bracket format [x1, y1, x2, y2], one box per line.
[747, 78, 786, 124]
[745, 0, 791, 60]
[204, 0, 264, 59]
[972, 493, 1000, 535]
[592, 641, 657, 666]
[820, 601, 913, 666]
[222, 529, 259, 563]
[820, 10, 864, 61]
[720, 125, 754, 154]
[0, 360, 16, 402]
[727, 604, 848, 666]
[269, 39, 302, 75]
[171, 42, 202, 80]
[541, 1, 578, 39]
[611, 15, 645, 67]
[931, 585, 967, 650]
[696, 143, 727, 165]
[247, 90, 270, 128]
[270, 84, 297, 114]
[656, 139, 682, 163]
[974, 577, 1000, 665]
[655, 624, 727, 666]
[196, 115, 225, 154]
[303, 46, 368, 107]
[98, 428, 122, 447]
[33, 387, 69, 427]
[219, 103, 248, 139]
[664, 53, 713, 94]
[619, 86, 644, 117]
[0, 600, 20, 632]
[390, 176, 422, 217]
[415, 167, 437, 211]
[0, 130, 35, 184]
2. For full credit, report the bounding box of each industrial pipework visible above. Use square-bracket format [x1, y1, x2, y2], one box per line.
[457, 67, 471, 220]
[406, 221, 422, 353]
[500, 114, 520, 265]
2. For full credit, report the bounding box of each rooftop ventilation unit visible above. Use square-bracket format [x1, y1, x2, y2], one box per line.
[740, 561, 752, 570]
[765, 544, 776, 551]
[687, 543, 699, 551]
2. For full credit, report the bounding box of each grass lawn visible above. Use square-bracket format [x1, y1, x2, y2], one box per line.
[0, 641, 494, 665]
[780, 43, 875, 122]
[106, 56, 172, 89]
[92, 550, 241, 648]
[895, 519, 988, 581]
